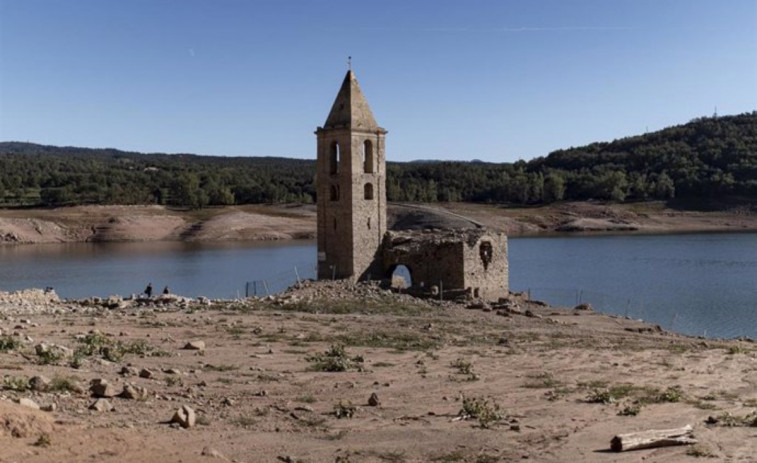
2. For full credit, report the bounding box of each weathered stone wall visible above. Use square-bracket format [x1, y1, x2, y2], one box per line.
[462, 232, 508, 300]
[382, 229, 508, 300]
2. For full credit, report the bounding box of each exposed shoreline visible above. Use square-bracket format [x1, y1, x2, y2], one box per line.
[0, 282, 755, 461]
[0, 201, 755, 245]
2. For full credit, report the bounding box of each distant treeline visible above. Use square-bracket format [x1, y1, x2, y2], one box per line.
[0, 111, 755, 208]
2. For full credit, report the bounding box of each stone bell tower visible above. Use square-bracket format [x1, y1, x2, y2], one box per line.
[315, 70, 387, 281]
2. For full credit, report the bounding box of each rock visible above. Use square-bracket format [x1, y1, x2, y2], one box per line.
[221, 397, 234, 407]
[171, 405, 196, 428]
[17, 398, 40, 410]
[34, 343, 50, 356]
[524, 310, 542, 319]
[41, 403, 57, 412]
[139, 368, 154, 379]
[89, 398, 114, 412]
[201, 446, 229, 460]
[90, 379, 118, 398]
[574, 303, 593, 311]
[368, 392, 380, 407]
[184, 340, 206, 351]
[497, 336, 510, 347]
[120, 366, 138, 376]
[164, 368, 181, 375]
[121, 384, 148, 400]
[29, 375, 51, 392]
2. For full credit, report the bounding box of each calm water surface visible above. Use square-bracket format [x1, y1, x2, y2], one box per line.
[0, 233, 755, 339]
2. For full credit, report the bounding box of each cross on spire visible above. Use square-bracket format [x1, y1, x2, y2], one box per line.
[347, 56, 352, 71]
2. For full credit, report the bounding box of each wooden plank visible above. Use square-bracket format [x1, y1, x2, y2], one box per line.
[611, 424, 696, 452]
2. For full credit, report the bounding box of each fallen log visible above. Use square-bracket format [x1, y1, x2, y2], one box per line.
[611, 424, 696, 452]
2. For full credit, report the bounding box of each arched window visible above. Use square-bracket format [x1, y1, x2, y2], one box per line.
[330, 184, 340, 201]
[329, 141, 340, 175]
[364, 183, 374, 200]
[363, 140, 374, 173]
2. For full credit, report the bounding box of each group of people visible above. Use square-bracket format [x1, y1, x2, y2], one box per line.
[143, 283, 170, 298]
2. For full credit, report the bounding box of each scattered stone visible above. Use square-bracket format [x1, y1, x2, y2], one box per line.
[139, 368, 154, 379]
[368, 392, 380, 407]
[40, 403, 57, 412]
[524, 310, 542, 319]
[201, 446, 229, 460]
[184, 340, 206, 351]
[89, 398, 114, 412]
[497, 336, 510, 347]
[29, 375, 51, 392]
[171, 405, 196, 429]
[120, 366, 138, 376]
[574, 303, 593, 311]
[90, 379, 118, 398]
[164, 368, 182, 375]
[221, 397, 234, 407]
[17, 398, 40, 410]
[121, 384, 148, 400]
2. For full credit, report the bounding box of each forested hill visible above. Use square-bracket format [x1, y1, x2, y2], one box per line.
[0, 111, 755, 208]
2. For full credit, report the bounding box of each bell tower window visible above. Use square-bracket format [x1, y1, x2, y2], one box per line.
[363, 140, 374, 173]
[330, 141, 340, 175]
[364, 183, 374, 200]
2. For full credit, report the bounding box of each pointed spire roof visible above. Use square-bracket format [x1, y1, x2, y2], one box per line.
[323, 70, 383, 131]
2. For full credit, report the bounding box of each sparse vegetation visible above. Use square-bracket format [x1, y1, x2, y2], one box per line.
[450, 358, 479, 381]
[306, 344, 364, 372]
[0, 335, 20, 352]
[333, 400, 356, 419]
[32, 433, 51, 447]
[458, 396, 504, 429]
[48, 375, 81, 392]
[686, 444, 716, 458]
[2, 375, 29, 391]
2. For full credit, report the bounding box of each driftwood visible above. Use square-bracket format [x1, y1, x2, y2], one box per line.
[611, 424, 696, 452]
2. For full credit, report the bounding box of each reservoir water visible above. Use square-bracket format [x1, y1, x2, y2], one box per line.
[0, 233, 755, 339]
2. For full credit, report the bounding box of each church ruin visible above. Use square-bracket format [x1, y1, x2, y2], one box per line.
[316, 70, 508, 300]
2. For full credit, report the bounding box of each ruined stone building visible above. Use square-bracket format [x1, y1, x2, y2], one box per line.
[316, 70, 508, 300]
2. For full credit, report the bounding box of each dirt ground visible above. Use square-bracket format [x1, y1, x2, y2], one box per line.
[1, 283, 756, 462]
[1, 201, 756, 245]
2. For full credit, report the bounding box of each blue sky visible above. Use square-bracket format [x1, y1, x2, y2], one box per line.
[0, 0, 755, 162]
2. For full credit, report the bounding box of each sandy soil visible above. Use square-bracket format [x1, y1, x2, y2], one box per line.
[0, 284, 756, 462]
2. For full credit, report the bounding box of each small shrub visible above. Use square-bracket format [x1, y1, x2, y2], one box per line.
[450, 358, 479, 381]
[48, 375, 80, 392]
[458, 396, 503, 429]
[33, 433, 51, 447]
[334, 399, 356, 419]
[641, 386, 683, 404]
[2, 375, 29, 391]
[165, 375, 183, 387]
[0, 335, 20, 352]
[306, 345, 364, 372]
[686, 444, 716, 457]
[523, 372, 561, 389]
[617, 404, 641, 416]
[586, 384, 634, 404]
[36, 349, 63, 365]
